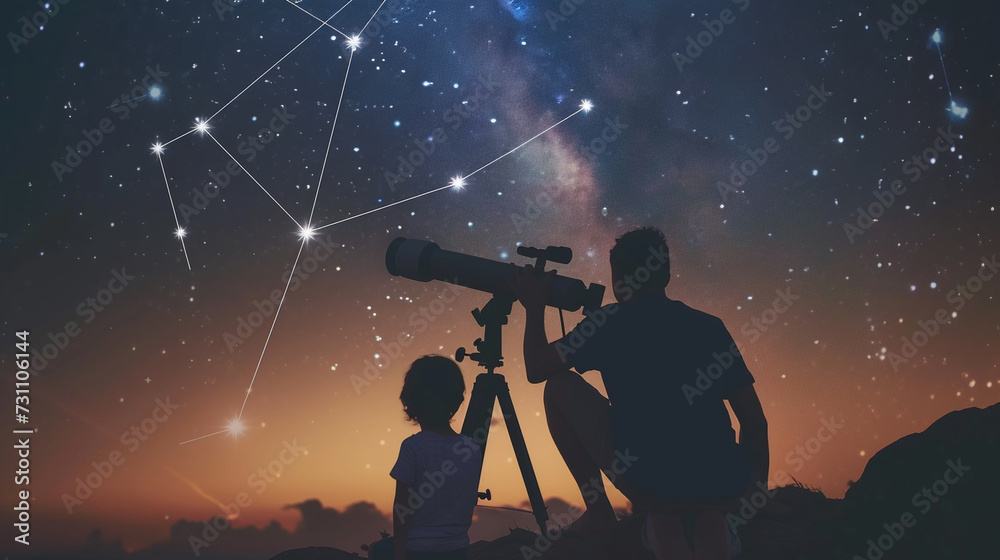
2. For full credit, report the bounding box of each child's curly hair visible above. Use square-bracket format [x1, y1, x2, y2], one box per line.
[400, 355, 466, 426]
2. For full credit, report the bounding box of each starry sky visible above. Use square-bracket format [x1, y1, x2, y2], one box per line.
[1, 0, 998, 554]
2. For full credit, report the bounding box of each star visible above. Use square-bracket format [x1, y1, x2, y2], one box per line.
[145, 377, 152, 384]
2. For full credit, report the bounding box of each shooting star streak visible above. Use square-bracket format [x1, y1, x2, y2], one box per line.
[312, 104, 588, 232]
[165, 466, 239, 518]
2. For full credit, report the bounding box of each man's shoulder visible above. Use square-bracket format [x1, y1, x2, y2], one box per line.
[662, 298, 725, 326]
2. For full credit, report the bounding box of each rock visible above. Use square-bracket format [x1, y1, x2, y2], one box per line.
[836, 403, 998, 559]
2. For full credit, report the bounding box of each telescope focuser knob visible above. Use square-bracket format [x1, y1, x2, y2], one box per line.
[456, 347, 467, 362]
[478, 489, 492, 501]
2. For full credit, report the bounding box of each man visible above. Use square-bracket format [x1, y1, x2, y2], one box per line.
[506, 226, 768, 560]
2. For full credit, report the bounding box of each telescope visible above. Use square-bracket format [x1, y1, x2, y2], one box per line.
[384, 236, 607, 533]
[385, 237, 605, 312]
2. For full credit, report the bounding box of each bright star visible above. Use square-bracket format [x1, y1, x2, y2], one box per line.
[450, 176, 466, 190]
[149, 85, 163, 100]
[175, 227, 187, 239]
[931, 29, 942, 44]
[580, 99, 594, 113]
[151, 142, 164, 154]
[299, 225, 316, 240]
[194, 119, 210, 134]
[346, 35, 362, 50]
[225, 417, 247, 440]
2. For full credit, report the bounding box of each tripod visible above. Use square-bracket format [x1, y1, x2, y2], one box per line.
[457, 293, 549, 534]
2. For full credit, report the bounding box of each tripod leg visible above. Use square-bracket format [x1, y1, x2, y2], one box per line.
[496, 380, 549, 534]
[461, 373, 497, 492]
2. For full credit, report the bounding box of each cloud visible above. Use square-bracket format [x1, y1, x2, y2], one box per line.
[53, 496, 626, 559]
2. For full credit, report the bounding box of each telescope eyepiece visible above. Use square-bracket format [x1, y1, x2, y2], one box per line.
[516, 245, 572, 265]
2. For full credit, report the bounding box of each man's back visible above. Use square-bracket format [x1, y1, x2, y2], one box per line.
[559, 292, 754, 499]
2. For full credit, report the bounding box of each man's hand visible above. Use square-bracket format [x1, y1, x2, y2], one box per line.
[506, 265, 556, 312]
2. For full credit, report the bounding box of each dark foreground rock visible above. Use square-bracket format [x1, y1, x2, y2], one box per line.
[269, 403, 997, 560]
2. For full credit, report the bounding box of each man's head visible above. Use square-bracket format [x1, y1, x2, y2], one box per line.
[609, 226, 670, 303]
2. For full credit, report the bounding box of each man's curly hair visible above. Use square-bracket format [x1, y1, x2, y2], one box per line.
[609, 226, 671, 289]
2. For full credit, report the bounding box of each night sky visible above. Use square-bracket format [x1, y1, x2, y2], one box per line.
[1, 0, 998, 554]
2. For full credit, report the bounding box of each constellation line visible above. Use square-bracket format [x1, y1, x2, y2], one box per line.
[310, 47, 356, 226]
[238, 238, 308, 419]
[360, 0, 390, 35]
[204, 130, 303, 229]
[162, 2, 354, 145]
[466, 107, 583, 179]
[157, 152, 192, 270]
[162, 128, 195, 149]
[284, 0, 349, 38]
[312, 105, 587, 232]
[179, 428, 229, 446]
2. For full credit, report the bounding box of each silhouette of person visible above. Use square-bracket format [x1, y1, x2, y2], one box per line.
[507, 226, 769, 560]
[372, 355, 483, 560]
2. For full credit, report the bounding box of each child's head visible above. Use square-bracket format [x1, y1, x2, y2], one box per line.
[399, 355, 466, 427]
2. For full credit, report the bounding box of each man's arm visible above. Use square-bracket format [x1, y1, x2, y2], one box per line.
[728, 383, 769, 487]
[523, 306, 573, 384]
[507, 266, 574, 384]
[392, 480, 411, 560]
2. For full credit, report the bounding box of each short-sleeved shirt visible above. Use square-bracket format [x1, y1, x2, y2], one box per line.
[389, 431, 483, 551]
[555, 293, 754, 500]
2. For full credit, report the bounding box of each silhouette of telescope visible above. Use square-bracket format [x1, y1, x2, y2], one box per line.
[385, 237, 605, 312]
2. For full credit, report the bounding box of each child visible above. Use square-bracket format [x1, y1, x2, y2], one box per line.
[376, 355, 483, 560]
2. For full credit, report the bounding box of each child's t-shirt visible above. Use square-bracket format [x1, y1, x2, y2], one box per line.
[390, 431, 483, 551]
